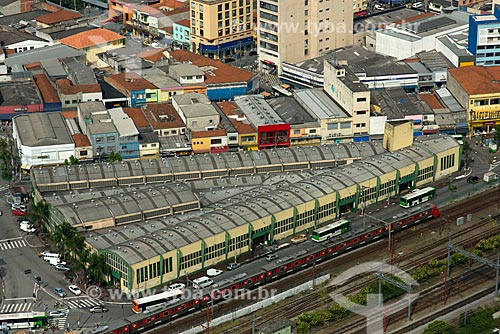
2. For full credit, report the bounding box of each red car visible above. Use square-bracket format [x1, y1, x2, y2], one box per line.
[12, 209, 26, 216]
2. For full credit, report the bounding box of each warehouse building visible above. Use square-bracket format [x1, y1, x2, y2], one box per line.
[31, 135, 460, 293]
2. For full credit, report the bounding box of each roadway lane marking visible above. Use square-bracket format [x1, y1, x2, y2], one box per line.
[0, 237, 23, 242]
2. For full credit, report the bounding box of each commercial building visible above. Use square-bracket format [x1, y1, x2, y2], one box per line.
[123, 107, 160, 159]
[173, 19, 191, 49]
[13, 112, 75, 170]
[168, 50, 258, 101]
[447, 65, 500, 135]
[0, 80, 43, 119]
[173, 93, 220, 132]
[59, 28, 125, 66]
[257, 0, 353, 74]
[31, 135, 460, 292]
[105, 72, 158, 107]
[108, 107, 140, 159]
[376, 12, 469, 62]
[0, 30, 50, 53]
[468, 6, 500, 66]
[189, 0, 255, 58]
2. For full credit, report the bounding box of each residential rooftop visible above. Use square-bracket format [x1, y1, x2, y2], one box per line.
[448, 65, 500, 95]
[33, 74, 60, 104]
[295, 89, 350, 119]
[234, 95, 285, 127]
[141, 103, 186, 130]
[169, 50, 254, 84]
[59, 28, 124, 49]
[108, 107, 139, 138]
[4, 44, 85, 67]
[35, 9, 82, 25]
[105, 72, 157, 93]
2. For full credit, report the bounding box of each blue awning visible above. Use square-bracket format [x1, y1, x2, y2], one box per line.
[200, 37, 255, 53]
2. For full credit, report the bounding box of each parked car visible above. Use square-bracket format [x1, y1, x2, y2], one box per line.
[265, 254, 279, 262]
[207, 268, 223, 277]
[226, 263, 240, 271]
[374, 4, 384, 10]
[68, 285, 82, 295]
[12, 209, 26, 216]
[11, 203, 26, 211]
[167, 283, 186, 291]
[249, 50, 257, 56]
[412, 1, 423, 8]
[19, 222, 35, 233]
[54, 288, 66, 298]
[221, 58, 235, 63]
[17, 217, 27, 223]
[89, 306, 108, 313]
[48, 310, 66, 318]
[467, 176, 479, 184]
[55, 264, 71, 272]
[290, 234, 307, 245]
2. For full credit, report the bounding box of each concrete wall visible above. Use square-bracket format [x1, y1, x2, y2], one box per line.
[383, 120, 413, 152]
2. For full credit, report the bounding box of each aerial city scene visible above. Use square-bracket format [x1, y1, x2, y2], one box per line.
[0, 0, 500, 332]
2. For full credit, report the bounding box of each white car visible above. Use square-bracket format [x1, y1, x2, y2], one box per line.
[19, 222, 35, 233]
[374, 4, 384, 10]
[11, 203, 26, 211]
[167, 283, 186, 291]
[206, 268, 223, 277]
[68, 285, 82, 295]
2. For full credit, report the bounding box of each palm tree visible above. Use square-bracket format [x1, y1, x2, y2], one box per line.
[86, 253, 110, 285]
[26, 200, 50, 232]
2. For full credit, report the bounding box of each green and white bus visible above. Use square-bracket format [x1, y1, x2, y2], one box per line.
[0, 312, 48, 330]
[399, 187, 436, 208]
[311, 219, 351, 242]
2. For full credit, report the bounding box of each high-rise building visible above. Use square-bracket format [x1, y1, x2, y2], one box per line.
[257, 0, 353, 74]
[190, 0, 255, 59]
[468, 5, 500, 66]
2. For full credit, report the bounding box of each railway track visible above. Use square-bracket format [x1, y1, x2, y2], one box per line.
[151, 188, 500, 334]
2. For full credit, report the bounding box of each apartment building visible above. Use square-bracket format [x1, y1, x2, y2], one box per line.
[257, 0, 353, 74]
[190, 0, 255, 58]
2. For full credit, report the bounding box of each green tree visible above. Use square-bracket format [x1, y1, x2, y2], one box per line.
[493, 125, 500, 147]
[107, 151, 122, 162]
[86, 253, 110, 285]
[462, 140, 471, 169]
[424, 320, 455, 334]
[64, 155, 80, 166]
[0, 137, 12, 179]
[26, 200, 50, 232]
[457, 307, 494, 334]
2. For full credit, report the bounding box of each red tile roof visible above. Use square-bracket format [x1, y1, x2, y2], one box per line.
[448, 66, 500, 95]
[36, 9, 82, 25]
[192, 129, 226, 138]
[105, 72, 157, 94]
[25, 62, 41, 70]
[138, 48, 168, 63]
[169, 50, 254, 84]
[33, 74, 60, 103]
[156, 0, 187, 9]
[392, 12, 435, 25]
[56, 79, 101, 95]
[217, 102, 256, 134]
[72, 133, 91, 147]
[59, 28, 124, 49]
[62, 111, 78, 119]
[175, 19, 190, 27]
[418, 93, 444, 110]
[123, 107, 150, 128]
[141, 103, 185, 130]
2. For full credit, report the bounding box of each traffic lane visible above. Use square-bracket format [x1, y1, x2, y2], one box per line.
[2, 248, 38, 299]
[67, 304, 134, 330]
[0, 192, 22, 241]
[4, 245, 70, 301]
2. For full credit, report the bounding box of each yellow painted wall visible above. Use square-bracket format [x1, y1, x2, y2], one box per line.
[383, 121, 413, 152]
[192, 137, 211, 153]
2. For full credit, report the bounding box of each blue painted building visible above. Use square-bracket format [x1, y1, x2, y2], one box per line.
[468, 6, 500, 66]
[173, 19, 191, 49]
[108, 107, 140, 159]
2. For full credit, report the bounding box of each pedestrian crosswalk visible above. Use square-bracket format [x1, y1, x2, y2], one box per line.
[50, 315, 68, 330]
[0, 238, 27, 250]
[0, 301, 32, 313]
[66, 297, 103, 309]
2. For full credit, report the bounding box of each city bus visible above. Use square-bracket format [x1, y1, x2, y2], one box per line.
[450, 134, 464, 145]
[399, 187, 436, 208]
[132, 289, 183, 313]
[311, 219, 351, 242]
[0, 312, 48, 330]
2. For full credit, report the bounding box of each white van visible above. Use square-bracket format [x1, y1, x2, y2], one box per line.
[43, 253, 61, 262]
[412, 2, 423, 8]
[192, 276, 213, 289]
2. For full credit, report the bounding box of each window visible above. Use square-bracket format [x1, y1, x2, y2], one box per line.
[327, 123, 338, 130]
[191, 120, 198, 127]
[305, 0, 308, 4]
[96, 137, 103, 143]
[218, 4, 222, 11]
[356, 97, 367, 102]
[310, 129, 316, 134]
[80, 150, 87, 156]
[199, 4, 203, 11]
[304, 49, 308, 55]
[211, 138, 222, 145]
[355, 123, 366, 128]
[225, 3, 229, 9]
[305, 9, 308, 15]
[294, 129, 300, 135]
[107, 136, 115, 142]
[340, 122, 351, 129]
[356, 110, 367, 115]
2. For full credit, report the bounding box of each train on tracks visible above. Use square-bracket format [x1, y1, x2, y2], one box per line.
[106, 203, 440, 334]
